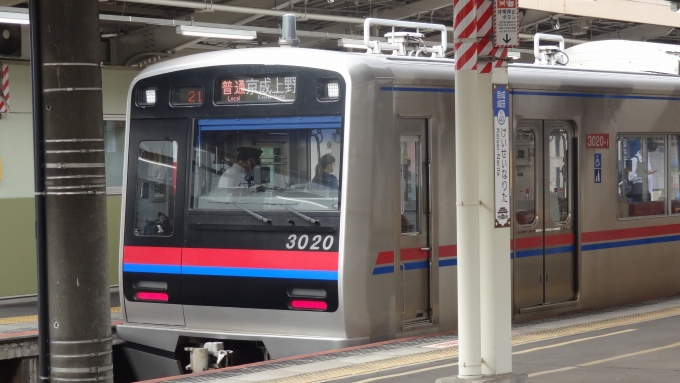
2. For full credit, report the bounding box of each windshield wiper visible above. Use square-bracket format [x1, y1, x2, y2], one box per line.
[233, 203, 272, 224]
[279, 204, 320, 225]
[209, 202, 273, 224]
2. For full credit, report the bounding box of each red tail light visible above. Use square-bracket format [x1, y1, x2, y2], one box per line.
[135, 292, 169, 302]
[289, 299, 327, 311]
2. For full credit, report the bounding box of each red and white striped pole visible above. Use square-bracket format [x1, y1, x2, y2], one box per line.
[476, 0, 493, 75]
[0, 64, 9, 114]
[454, 0, 482, 378]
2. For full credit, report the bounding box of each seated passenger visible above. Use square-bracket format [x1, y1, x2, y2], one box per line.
[218, 147, 263, 188]
[312, 154, 338, 189]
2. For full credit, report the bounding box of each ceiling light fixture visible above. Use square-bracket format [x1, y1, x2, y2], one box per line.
[176, 25, 256, 40]
[0, 11, 29, 25]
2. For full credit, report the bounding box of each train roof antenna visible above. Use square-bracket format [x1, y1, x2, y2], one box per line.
[279, 14, 300, 48]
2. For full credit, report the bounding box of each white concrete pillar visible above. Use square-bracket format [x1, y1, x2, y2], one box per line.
[454, 0, 481, 378]
[479, 67, 513, 375]
[456, 69, 482, 379]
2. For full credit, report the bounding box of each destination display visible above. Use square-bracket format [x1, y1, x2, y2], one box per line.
[170, 86, 204, 106]
[216, 75, 296, 104]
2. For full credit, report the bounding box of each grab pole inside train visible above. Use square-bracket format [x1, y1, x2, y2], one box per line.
[453, 0, 483, 378]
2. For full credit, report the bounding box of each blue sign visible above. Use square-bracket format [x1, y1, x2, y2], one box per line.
[494, 85, 508, 126]
[594, 153, 602, 169]
[594, 169, 602, 184]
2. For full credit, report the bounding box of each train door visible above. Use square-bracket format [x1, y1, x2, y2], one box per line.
[398, 119, 432, 325]
[513, 120, 576, 311]
[122, 118, 188, 325]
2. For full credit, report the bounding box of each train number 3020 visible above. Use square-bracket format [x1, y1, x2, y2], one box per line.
[286, 234, 334, 250]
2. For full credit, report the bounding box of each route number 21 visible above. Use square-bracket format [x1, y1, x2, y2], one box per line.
[286, 234, 334, 250]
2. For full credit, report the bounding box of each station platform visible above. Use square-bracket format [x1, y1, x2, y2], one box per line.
[138, 296, 680, 383]
[0, 289, 123, 362]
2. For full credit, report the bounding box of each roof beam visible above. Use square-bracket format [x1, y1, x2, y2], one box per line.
[377, 0, 451, 20]
[519, 0, 680, 28]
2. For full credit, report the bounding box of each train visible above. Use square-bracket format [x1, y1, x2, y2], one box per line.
[116, 21, 680, 380]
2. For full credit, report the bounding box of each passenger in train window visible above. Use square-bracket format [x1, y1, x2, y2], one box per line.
[628, 142, 657, 202]
[217, 147, 263, 188]
[312, 154, 339, 189]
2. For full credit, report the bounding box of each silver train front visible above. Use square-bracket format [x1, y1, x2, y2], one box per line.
[117, 47, 680, 378]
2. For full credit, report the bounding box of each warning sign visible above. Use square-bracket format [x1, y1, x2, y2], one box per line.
[494, 85, 511, 228]
[494, 0, 519, 48]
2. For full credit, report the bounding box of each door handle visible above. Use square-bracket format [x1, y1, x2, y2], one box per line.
[420, 247, 431, 251]
[539, 275, 542, 284]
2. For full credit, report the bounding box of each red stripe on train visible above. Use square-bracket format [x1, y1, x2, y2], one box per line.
[515, 236, 542, 250]
[546, 233, 574, 246]
[439, 245, 457, 258]
[514, 233, 574, 250]
[123, 246, 181, 265]
[376, 245, 457, 266]
[401, 248, 429, 261]
[376, 251, 394, 265]
[582, 223, 680, 243]
[183, 248, 339, 271]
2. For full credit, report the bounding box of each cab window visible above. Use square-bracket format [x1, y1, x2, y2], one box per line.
[190, 117, 343, 212]
[133, 140, 178, 236]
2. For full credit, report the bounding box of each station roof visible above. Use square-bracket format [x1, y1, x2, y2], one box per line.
[0, 0, 679, 67]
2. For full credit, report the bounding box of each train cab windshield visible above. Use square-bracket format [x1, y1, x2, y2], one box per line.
[189, 116, 343, 213]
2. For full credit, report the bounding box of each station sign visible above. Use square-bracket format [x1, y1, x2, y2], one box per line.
[586, 133, 609, 149]
[493, 0, 519, 48]
[494, 84, 511, 228]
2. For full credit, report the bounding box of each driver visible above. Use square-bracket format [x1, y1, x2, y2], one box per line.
[218, 147, 263, 188]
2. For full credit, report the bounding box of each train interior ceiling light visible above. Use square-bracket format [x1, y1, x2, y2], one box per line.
[0, 11, 28, 25]
[176, 26, 257, 40]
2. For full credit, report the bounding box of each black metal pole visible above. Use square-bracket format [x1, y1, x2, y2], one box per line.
[28, 0, 49, 381]
[36, 1, 113, 381]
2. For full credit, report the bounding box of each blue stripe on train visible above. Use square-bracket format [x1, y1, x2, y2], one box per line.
[583, 234, 680, 251]
[198, 116, 342, 132]
[515, 245, 575, 259]
[182, 266, 338, 280]
[511, 90, 680, 102]
[372, 265, 395, 275]
[380, 86, 455, 93]
[372, 258, 457, 275]
[439, 258, 457, 267]
[123, 264, 181, 274]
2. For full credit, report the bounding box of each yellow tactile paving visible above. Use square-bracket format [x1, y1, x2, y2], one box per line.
[0, 314, 37, 325]
[262, 305, 680, 383]
[0, 307, 122, 326]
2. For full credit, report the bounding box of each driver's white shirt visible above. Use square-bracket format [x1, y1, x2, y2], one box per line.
[218, 163, 247, 188]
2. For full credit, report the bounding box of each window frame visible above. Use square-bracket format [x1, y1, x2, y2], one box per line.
[188, 121, 345, 214]
[133, 139, 179, 237]
[514, 127, 538, 228]
[616, 133, 674, 220]
[104, 115, 126, 196]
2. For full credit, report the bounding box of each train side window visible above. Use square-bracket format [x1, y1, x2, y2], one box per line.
[104, 118, 125, 195]
[400, 138, 420, 234]
[669, 136, 680, 215]
[134, 141, 178, 236]
[515, 129, 536, 226]
[616, 135, 666, 218]
[548, 129, 569, 223]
